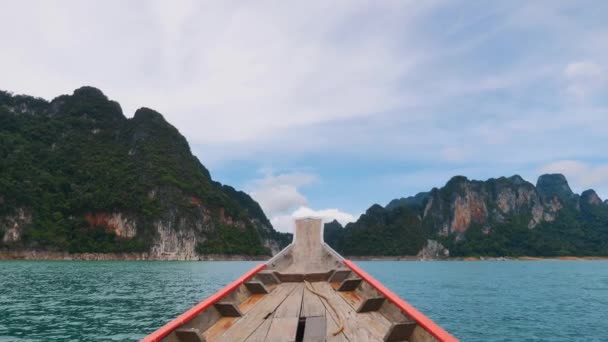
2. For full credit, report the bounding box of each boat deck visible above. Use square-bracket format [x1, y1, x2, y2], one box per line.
[203, 280, 392, 341]
[147, 218, 456, 342]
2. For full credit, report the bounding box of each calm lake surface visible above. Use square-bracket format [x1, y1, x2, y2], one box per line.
[0, 260, 607, 341]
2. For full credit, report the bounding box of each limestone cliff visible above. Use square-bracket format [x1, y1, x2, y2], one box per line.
[420, 174, 579, 236]
[326, 174, 608, 257]
[0, 87, 289, 259]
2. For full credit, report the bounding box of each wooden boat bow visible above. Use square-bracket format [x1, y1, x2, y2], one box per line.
[143, 217, 458, 342]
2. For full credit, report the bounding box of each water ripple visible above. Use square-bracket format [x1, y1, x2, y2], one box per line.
[1, 260, 607, 341]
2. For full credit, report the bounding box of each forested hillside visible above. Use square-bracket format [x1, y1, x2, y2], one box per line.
[0, 87, 290, 258]
[325, 174, 608, 257]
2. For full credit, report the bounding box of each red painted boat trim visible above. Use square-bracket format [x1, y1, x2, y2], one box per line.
[141, 263, 267, 342]
[344, 259, 458, 342]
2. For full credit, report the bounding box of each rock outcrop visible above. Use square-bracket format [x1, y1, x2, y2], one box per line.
[407, 174, 590, 236]
[417, 240, 449, 260]
[2, 209, 32, 244]
[325, 173, 608, 257]
[0, 87, 289, 258]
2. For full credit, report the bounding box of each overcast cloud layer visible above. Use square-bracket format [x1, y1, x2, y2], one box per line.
[2, 1, 607, 232]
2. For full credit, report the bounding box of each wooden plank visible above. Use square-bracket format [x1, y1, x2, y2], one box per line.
[201, 317, 237, 341]
[337, 290, 364, 311]
[214, 283, 297, 341]
[384, 322, 417, 342]
[281, 218, 343, 275]
[180, 306, 222, 332]
[378, 300, 416, 324]
[222, 283, 251, 306]
[266, 317, 299, 342]
[239, 294, 267, 314]
[325, 315, 350, 342]
[175, 328, 204, 342]
[302, 282, 348, 342]
[301, 283, 326, 317]
[276, 271, 334, 283]
[328, 269, 352, 283]
[245, 281, 268, 294]
[409, 325, 438, 342]
[311, 282, 391, 342]
[337, 283, 385, 313]
[256, 271, 281, 285]
[214, 302, 242, 317]
[303, 283, 348, 342]
[338, 278, 362, 292]
[357, 297, 385, 313]
[244, 311, 275, 342]
[275, 283, 304, 317]
[303, 316, 326, 342]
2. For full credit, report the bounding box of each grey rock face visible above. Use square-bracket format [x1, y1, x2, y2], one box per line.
[417, 239, 449, 260]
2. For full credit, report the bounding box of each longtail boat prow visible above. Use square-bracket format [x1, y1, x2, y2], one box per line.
[143, 217, 458, 342]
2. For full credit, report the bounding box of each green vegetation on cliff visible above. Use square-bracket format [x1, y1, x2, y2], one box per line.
[0, 87, 287, 255]
[326, 175, 608, 257]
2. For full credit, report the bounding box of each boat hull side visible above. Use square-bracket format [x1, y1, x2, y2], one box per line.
[343, 259, 458, 342]
[141, 263, 266, 342]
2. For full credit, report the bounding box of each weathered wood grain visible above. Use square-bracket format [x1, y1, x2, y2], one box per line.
[266, 317, 299, 342]
[214, 302, 242, 317]
[244, 311, 275, 342]
[239, 294, 267, 314]
[212, 283, 297, 341]
[274, 283, 304, 318]
[180, 306, 222, 333]
[175, 328, 205, 342]
[202, 317, 238, 341]
[256, 271, 281, 285]
[303, 316, 326, 342]
[311, 282, 391, 342]
[337, 278, 362, 292]
[328, 269, 352, 283]
[357, 297, 385, 313]
[301, 283, 326, 317]
[384, 322, 417, 342]
[410, 325, 439, 342]
[245, 281, 269, 294]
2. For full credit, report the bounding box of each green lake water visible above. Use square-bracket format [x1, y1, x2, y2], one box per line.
[0, 260, 607, 341]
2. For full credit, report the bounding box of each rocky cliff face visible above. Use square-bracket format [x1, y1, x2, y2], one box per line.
[417, 239, 449, 260]
[326, 173, 608, 257]
[419, 174, 579, 236]
[0, 87, 288, 258]
[1, 208, 32, 244]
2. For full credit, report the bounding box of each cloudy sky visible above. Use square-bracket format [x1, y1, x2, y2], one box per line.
[2, 0, 607, 232]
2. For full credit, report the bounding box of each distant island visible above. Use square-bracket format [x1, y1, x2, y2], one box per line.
[2, 87, 607, 260]
[324, 174, 608, 259]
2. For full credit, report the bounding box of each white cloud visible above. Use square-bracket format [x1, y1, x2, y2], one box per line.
[564, 61, 605, 100]
[440, 146, 469, 162]
[539, 160, 608, 198]
[539, 160, 588, 177]
[0, 0, 435, 146]
[292, 207, 356, 226]
[270, 207, 357, 233]
[248, 171, 355, 232]
[249, 172, 316, 217]
[564, 61, 602, 79]
[2, 1, 608, 214]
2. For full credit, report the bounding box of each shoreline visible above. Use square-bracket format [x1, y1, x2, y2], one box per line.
[1, 250, 607, 261]
[0, 250, 269, 261]
[348, 255, 608, 261]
